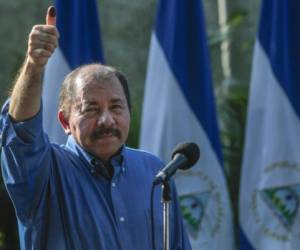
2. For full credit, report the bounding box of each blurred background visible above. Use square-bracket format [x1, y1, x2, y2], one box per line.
[0, 0, 260, 249]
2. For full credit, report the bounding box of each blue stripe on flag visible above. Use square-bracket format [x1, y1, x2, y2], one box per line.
[258, 0, 300, 117]
[55, 0, 105, 69]
[154, 0, 222, 163]
[240, 227, 254, 250]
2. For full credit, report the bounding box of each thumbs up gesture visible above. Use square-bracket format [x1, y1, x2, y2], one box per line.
[46, 6, 56, 26]
[27, 6, 59, 68]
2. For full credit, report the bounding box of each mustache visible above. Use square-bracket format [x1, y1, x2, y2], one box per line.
[90, 127, 121, 141]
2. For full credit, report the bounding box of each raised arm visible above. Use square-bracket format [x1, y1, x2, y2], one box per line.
[9, 6, 59, 122]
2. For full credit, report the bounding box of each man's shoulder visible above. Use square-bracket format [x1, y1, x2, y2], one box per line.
[123, 147, 164, 176]
[124, 146, 161, 160]
[51, 143, 79, 159]
[123, 146, 164, 167]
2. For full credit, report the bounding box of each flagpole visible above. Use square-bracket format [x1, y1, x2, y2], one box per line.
[217, 0, 232, 84]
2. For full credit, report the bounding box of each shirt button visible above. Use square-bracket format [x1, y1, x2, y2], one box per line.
[112, 182, 116, 187]
[119, 217, 125, 222]
[90, 167, 96, 176]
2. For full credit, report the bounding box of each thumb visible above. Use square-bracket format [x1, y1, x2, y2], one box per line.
[46, 6, 56, 26]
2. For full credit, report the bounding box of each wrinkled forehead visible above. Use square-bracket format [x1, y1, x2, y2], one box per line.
[74, 66, 118, 91]
[72, 69, 126, 105]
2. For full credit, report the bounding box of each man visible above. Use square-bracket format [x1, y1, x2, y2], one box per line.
[0, 6, 191, 250]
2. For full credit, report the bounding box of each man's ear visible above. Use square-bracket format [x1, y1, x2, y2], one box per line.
[58, 110, 71, 134]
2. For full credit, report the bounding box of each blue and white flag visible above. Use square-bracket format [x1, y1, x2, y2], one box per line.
[139, 0, 234, 249]
[43, 0, 104, 144]
[239, 1, 300, 249]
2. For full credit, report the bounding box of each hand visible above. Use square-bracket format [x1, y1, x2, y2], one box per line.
[27, 6, 59, 68]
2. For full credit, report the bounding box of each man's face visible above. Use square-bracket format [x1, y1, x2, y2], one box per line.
[65, 75, 130, 162]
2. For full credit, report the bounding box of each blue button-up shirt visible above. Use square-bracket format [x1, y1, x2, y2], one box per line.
[0, 102, 191, 250]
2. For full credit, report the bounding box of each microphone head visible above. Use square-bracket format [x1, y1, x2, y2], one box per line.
[171, 142, 200, 170]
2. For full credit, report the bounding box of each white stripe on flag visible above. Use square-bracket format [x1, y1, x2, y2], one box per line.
[43, 48, 71, 145]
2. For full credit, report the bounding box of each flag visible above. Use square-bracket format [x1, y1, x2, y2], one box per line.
[239, 1, 300, 249]
[42, 0, 104, 144]
[139, 0, 235, 249]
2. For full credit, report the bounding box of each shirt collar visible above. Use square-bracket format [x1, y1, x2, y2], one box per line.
[65, 135, 125, 175]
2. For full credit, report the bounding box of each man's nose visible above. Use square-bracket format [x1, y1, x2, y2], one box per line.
[97, 110, 115, 126]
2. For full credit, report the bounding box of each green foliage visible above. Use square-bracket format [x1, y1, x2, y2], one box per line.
[208, 7, 255, 248]
[127, 101, 141, 148]
[217, 82, 248, 170]
[227, 10, 248, 27]
[208, 9, 248, 47]
[216, 81, 248, 249]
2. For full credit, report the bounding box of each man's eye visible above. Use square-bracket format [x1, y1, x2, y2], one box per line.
[112, 105, 123, 111]
[82, 107, 99, 114]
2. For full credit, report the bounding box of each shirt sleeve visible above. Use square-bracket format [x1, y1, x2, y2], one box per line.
[0, 100, 52, 224]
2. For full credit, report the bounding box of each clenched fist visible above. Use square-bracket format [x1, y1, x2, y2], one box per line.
[27, 6, 59, 68]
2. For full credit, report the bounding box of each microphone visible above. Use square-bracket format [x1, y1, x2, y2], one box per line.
[153, 142, 200, 185]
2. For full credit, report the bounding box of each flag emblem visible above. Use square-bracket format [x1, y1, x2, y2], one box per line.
[250, 161, 300, 243]
[180, 191, 210, 238]
[177, 171, 224, 245]
[261, 185, 300, 230]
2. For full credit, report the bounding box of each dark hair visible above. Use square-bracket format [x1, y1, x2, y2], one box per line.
[59, 64, 131, 117]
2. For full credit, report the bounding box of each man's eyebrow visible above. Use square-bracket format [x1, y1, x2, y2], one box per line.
[83, 101, 98, 106]
[111, 98, 125, 104]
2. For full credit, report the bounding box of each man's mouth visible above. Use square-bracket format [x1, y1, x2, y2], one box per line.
[100, 131, 114, 138]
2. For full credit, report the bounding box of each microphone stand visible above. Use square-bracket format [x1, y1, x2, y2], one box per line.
[161, 180, 172, 250]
